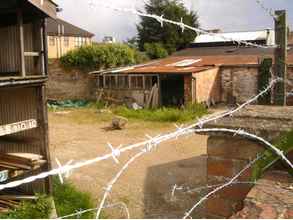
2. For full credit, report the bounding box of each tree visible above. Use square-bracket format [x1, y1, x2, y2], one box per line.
[137, 0, 199, 54]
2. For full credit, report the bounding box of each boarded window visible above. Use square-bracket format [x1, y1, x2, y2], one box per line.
[131, 76, 143, 89]
[118, 75, 129, 89]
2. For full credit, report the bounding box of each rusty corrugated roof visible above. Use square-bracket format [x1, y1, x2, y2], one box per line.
[91, 46, 293, 75]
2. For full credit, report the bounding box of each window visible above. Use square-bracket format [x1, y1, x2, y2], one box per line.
[49, 36, 55, 46]
[97, 75, 104, 88]
[75, 37, 82, 48]
[64, 37, 69, 47]
[130, 76, 143, 89]
[104, 75, 117, 89]
[118, 75, 129, 89]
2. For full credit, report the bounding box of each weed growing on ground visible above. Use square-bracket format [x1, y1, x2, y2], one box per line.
[53, 177, 96, 219]
[113, 103, 208, 123]
[0, 194, 52, 219]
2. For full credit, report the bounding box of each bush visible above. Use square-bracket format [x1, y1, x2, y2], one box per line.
[252, 129, 293, 180]
[60, 43, 148, 71]
[53, 178, 96, 219]
[0, 195, 52, 219]
[113, 103, 207, 123]
[144, 43, 169, 59]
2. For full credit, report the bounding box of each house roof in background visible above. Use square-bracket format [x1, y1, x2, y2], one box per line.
[91, 45, 293, 75]
[194, 29, 275, 46]
[47, 18, 95, 37]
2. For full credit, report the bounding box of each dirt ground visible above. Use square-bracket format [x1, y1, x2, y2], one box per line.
[49, 108, 208, 218]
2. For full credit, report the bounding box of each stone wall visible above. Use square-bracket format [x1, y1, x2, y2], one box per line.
[220, 66, 258, 103]
[47, 60, 95, 100]
[220, 66, 293, 105]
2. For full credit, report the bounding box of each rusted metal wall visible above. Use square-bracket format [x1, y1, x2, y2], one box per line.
[0, 23, 38, 75]
[0, 85, 49, 194]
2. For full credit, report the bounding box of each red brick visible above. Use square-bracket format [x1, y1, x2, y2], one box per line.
[208, 157, 233, 177]
[207, 136, 265, 160]
[206, 196, 243, 218]
[258, 204, 278, 219]
[284, 209, 293, 219]
[207, 157, 249, 178]
[217, 184, 253, 201]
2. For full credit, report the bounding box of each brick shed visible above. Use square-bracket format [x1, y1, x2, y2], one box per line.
[91, 57, 222, 107]
[91, 45, 293, 107]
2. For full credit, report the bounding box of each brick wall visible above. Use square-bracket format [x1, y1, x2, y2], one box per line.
[203, 105, 293, 218]
[47, 60, 95, 100]
[184, 75, 192, 104]
[193, 67, 221, 104]
[206, 135, 265, 218]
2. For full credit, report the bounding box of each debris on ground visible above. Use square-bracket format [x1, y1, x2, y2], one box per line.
[111, 116, 128, 130]
[48, 100, 89, 109]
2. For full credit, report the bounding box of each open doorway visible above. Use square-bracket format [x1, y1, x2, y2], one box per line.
[160, 75, 185, 107]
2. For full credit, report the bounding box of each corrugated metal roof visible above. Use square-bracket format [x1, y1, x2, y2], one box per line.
[194, 30, 275, 46]
[90, 45, 293, 75]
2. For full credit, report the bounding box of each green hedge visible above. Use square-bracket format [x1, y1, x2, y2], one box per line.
[60, 43, 148, 70]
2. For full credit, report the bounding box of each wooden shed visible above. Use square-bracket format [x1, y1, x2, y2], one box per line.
[0, 0, 57, 205]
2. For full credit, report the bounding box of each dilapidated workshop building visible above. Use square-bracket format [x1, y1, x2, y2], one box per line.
[0, 0, 57, 211]
[92, 44, 293, 108]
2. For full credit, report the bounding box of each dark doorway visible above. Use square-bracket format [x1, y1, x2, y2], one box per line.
[160, 75, 185, 107]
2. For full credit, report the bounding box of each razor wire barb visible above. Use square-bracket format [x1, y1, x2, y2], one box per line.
[88, 0, 276, 49]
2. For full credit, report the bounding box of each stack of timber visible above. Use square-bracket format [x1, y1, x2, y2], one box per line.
[0, 195, 38, 213]
[0, 153, 46, 182]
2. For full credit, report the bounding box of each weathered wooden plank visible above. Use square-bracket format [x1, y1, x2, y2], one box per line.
[0, 119, 37, 137]
[27, 0, 57, 19]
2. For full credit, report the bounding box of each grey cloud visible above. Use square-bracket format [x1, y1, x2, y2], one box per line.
[55, 0, 293, 41]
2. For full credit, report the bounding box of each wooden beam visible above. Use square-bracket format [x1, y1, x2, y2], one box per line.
[17, 9, 26, 77]
[42, 19, 49, 76]
[24, 52, 40, 57]
[274, 10, 288, 105]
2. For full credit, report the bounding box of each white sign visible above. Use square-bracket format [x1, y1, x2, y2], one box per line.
[0, 119, 37, 137]
[0, 170, 8, 182]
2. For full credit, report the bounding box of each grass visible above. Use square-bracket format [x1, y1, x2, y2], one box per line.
[112, 103, 208, 123]
[252, 129, 293, 180]
[0, 194, 52, 219]
[53, 177, 98, 219]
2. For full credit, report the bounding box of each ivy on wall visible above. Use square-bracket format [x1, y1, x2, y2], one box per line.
[258, 58, 273, 105]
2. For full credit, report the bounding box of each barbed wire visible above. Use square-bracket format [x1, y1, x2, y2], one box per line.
[96, 150, 146, 218]
[192, 128, 293, 169]
[58, 202, 130, 219]
[255, 0, 279, 20]
[172, 180, 293, 196]
[183, 155, 263, 219]
[88, 0, 276, 49]
[0, 78, 288, 193]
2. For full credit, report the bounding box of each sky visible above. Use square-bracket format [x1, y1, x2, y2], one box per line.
[55, 0, 293, 42]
